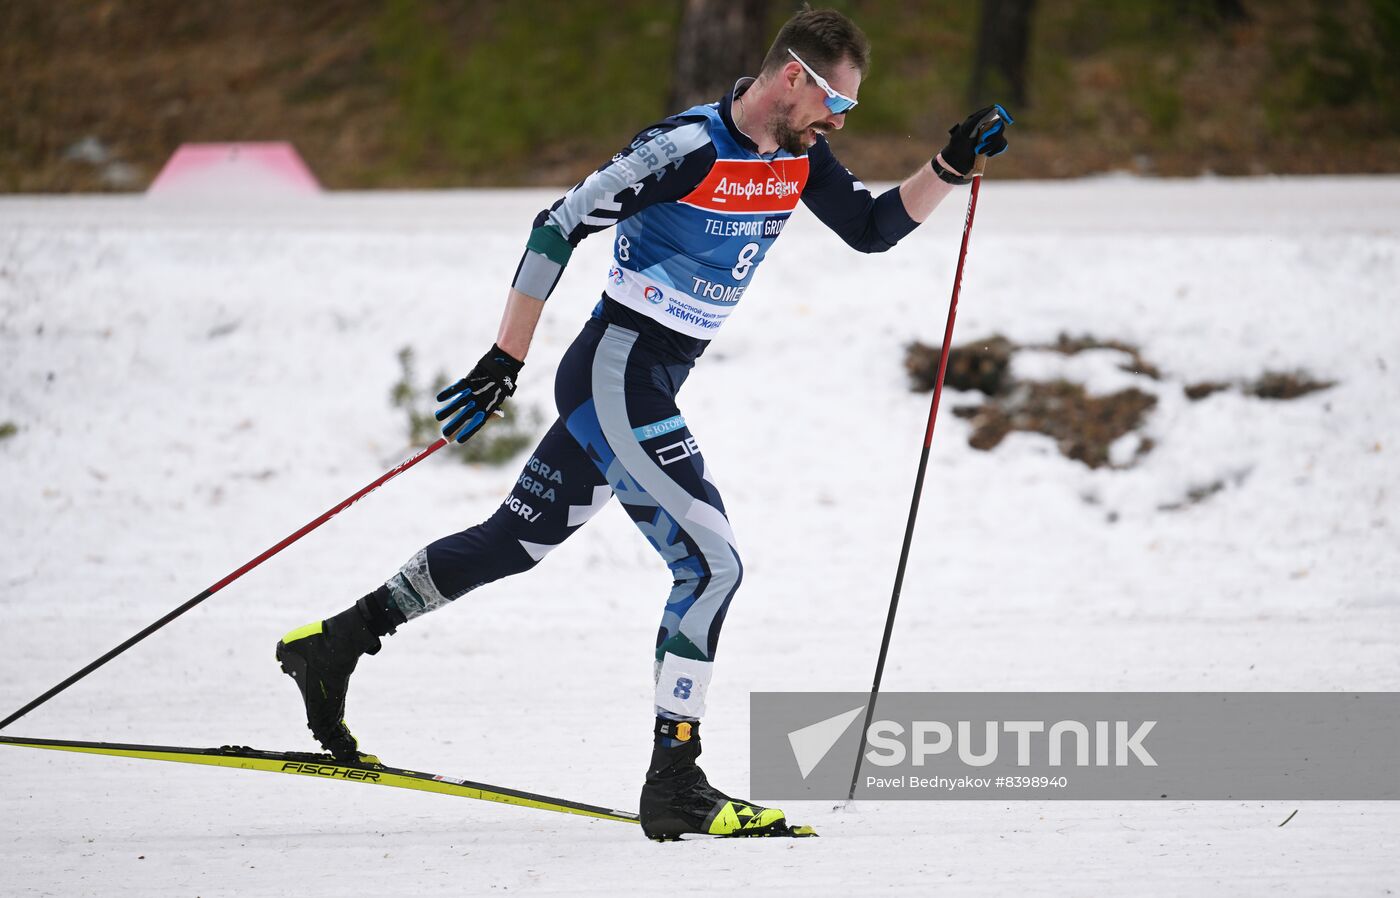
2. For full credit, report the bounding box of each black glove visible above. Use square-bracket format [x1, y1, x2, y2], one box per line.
[434, 344, 524, 443]
[934, 104, 1014, 185]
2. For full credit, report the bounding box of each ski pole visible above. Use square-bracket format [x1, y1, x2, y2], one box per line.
[0, 438, 449, 731]
[845, 111, 1005, 802]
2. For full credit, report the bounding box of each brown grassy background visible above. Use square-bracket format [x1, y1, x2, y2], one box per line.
[3, 0, 1397, 192]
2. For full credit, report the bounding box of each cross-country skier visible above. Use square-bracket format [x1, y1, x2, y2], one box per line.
[277, 7, 1010, 840]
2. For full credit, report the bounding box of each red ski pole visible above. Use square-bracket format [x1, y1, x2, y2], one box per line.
[845, 111, 1006, 801]
[0, 438, 448, 730]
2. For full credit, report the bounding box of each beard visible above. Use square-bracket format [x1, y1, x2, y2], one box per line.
[770, 100, 826, 156]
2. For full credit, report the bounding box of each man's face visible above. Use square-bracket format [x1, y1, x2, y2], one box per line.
[771, 56, 861, 156]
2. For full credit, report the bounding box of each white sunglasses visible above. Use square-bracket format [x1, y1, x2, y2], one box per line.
[787, 49, 858, 114]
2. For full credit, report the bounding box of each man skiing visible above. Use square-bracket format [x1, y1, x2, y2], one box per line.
[277, 7, 1010, 840]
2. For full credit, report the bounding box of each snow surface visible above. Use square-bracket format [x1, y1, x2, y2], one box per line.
[1, 176, 1398, 896]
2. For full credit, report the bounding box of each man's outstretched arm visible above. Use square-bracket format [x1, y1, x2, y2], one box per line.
[802, 105, 1012, 251]
[495, 288, 545, 362]
[434, 117, 718, 444]
[895, 159, 956, 224]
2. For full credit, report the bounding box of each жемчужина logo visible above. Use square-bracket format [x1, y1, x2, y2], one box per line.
[643, 285, 665, 305]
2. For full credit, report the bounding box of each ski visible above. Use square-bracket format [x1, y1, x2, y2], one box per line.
[0, 734, 818, 837]
[0, 734, 638, 825]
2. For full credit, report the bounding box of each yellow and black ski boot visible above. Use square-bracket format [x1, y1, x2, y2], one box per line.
[639, 718, 797, 841]
[276, 589, 397, 762]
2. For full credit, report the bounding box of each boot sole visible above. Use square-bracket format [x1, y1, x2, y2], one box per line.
[645, 822, 818, 841]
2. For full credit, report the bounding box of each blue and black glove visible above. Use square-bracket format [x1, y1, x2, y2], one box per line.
[934, 104, 1014, 185]
[435, 344, 524, 443]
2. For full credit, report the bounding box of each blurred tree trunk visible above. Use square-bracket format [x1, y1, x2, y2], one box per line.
[668, 0, 770, 111]
[970, 0, 1036, 109]
[1174, 0, 1249, 25]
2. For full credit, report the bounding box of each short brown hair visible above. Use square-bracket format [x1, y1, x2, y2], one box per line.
[760, 6, 871, 79]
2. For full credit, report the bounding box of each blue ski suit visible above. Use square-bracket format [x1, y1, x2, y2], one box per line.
[383, 79, 922, 720]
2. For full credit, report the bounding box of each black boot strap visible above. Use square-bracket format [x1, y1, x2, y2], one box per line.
[655, 717, 699, 743]
[357, 585, 404, 638]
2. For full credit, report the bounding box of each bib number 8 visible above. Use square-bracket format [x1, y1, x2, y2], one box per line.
[731, 242, 759, 280]
[618, 234, 632, 262]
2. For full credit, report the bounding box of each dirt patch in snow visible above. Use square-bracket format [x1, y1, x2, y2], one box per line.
[1186, 370, 1335, 401]
[951, 380, 1157, 469]
[905, 333, 1334, 470]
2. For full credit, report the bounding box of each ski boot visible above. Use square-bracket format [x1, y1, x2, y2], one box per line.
[276, 597, 388, 762]
[639, 718, 797, 841]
